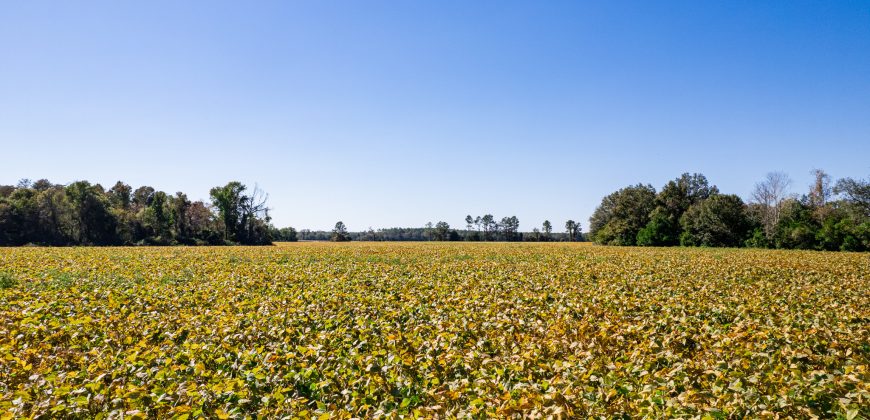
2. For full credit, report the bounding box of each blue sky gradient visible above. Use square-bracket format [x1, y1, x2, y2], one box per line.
[2, 1, 869, 231]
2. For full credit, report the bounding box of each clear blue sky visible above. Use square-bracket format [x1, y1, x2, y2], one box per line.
[2, 1, 869, 231]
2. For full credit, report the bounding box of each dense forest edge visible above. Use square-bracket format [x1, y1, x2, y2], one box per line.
[589, 171, 869, 252]
[0, 180, 271, 246]
[1, 169, 868, 251]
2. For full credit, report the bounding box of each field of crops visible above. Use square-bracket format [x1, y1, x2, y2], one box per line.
[1, 243, 868, 418]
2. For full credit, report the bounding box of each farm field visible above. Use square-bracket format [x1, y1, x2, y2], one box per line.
[1, 243, 868, 418]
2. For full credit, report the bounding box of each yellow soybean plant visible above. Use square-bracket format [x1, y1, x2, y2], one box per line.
[0, 243, 868, 418]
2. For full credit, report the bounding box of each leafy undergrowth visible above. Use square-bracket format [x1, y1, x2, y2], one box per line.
[0, 243, 868, 418]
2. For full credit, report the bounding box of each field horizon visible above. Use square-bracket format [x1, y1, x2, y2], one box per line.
[4, 1, 869, 417]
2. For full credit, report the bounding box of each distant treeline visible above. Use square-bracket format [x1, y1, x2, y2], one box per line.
[1, 178, 586, 246]
[276, 217, 585, 242]
[589, 171, 869, 251]
[7, 170, 866, 250]
[0, 179, 272, 246]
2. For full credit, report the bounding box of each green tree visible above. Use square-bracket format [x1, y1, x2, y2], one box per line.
[679, 194, 749, 247]
[332, 221, 350, 242]
[481, 214, 495, 241]
[636, 207, 676, 246]
[0, 188, 35, 245]
[31, 179, 53, 192]
[641, 173, 718, 246]
[132, 186, 155, 208]
[501, 216, 520, 241]
[210, 182, 246, 242]
[169, 192, 191, 243]
[835, 176, 870, 217]
[565, 220, 580, 241]
[144, 190, 171, 242]
[187, 201, 222, 244]
[208, 182, 271, 245]
[772, 199, 820, 250]
[589, 184, 656, 245]
[66, 181, 118, 245]
[108, 181, 132, 209]
[35, 185, 75, 245]
[542, 220, 552, 241]
[272, 226, 298, 242]
[433, 221, 451, 241]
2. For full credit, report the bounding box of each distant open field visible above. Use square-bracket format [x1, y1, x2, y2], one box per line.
[1, 243, 868, 418]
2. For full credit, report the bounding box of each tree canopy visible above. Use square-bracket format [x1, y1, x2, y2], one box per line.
[0, 179, 272, 246]
[589, 171, 869, 251]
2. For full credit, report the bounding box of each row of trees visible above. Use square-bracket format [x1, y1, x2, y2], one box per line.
[0, 179, 272, 246]
[589, 171, 869, 251]
[286, 225, 460, 242]
[302, 218, 584, 242]
[462, 215, 522, 241]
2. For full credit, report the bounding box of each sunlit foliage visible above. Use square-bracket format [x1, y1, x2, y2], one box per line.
[1, 243, 868, 418]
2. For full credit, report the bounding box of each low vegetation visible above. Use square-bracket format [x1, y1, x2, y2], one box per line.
[1, 243, 867, 418]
